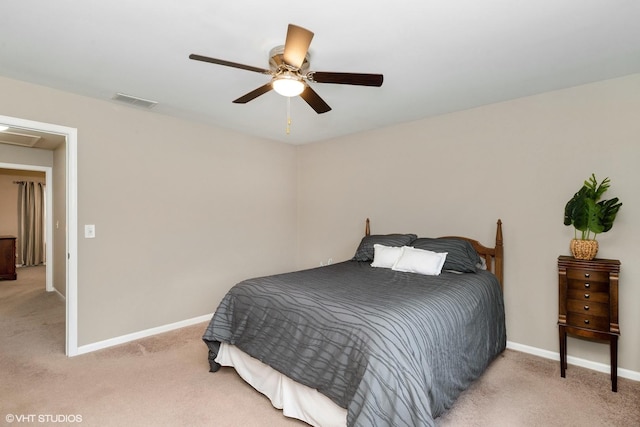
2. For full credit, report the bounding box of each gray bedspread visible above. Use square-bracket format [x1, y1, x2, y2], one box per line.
[203, 261, 506, 427]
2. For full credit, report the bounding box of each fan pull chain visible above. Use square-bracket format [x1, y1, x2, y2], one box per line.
[286, 97, 291, 135]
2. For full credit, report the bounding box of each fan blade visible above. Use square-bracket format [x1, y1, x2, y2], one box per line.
[189, 54, 270, 74]
[233, 83, 273, 104]
[300, 85, 331, 114]
[311, 72, 383, 87]
[283, 24, 314, 69]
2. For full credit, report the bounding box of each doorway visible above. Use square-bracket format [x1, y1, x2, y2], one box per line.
[0, 167, 51, 286]
[0, 114, 78, 356]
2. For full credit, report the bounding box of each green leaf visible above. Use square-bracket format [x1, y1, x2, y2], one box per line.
[598, 197, 622, 233]
[564, 186, 587, 227]
[585, 198, 604, 235]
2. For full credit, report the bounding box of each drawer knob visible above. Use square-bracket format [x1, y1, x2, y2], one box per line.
[584, 283, 590, 288]
[585, 273, 590, 278]
[584, 293, 590, 299]
[584, 319, 590, 325]
[584, 305, 590, 311]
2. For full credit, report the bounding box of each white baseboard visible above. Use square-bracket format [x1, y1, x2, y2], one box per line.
[51, 287, 66, 300]
[507, 340, 640, 382]
[75, 313, 213, 356]
[72, 325, 640, 383]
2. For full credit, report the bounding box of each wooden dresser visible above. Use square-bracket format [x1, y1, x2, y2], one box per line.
[557, 255, 620, 391]
[0, 236, 17, 281]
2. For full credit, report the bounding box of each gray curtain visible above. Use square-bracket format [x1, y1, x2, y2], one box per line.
[17, 181, 46, 266]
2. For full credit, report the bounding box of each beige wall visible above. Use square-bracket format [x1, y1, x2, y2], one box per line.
[297, 73, 640, 373]
[0, 143, 54, 168]
[0, 76, 298, 345]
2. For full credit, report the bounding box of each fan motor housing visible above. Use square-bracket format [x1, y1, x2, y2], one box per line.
[269, 45, 310, 73]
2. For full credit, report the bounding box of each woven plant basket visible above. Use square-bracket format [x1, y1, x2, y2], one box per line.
[570, 239, 598, 260]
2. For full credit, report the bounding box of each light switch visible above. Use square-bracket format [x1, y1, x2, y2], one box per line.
[85, 224, 96, 238]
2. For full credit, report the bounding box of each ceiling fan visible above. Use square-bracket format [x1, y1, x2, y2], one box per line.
[189, 24, 384, 114]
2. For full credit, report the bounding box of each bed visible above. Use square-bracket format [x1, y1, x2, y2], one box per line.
[203, 219, 505, 427]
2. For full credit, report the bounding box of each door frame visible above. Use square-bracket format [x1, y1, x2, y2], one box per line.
[0, 114, 78, 356]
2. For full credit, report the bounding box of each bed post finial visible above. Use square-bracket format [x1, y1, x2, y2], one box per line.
[495, 219, 504, 290]
[365, 218, 370, 236]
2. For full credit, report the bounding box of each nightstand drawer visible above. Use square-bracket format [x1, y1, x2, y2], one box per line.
[567, 299, 609, 317]
[567, 278, 609, 292]
[567, 289, 609, 303]
[566, 312, 609, 331]
[566, 269, 610, 283]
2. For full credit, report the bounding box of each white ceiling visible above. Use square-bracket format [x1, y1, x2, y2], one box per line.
[2, 1, 640, 145]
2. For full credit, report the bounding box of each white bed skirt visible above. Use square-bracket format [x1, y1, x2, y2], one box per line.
[216, 342, 347, 427]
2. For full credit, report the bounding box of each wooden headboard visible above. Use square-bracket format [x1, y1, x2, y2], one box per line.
[364, 218, 504, 290]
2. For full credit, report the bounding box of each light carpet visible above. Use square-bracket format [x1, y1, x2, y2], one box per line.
[1, 266, 638, 426]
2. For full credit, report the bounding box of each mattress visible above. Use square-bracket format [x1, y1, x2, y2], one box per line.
[204, 260, 506, 426]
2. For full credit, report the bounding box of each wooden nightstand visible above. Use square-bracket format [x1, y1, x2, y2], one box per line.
[558, 255, 620, 392]
[0, 236, 17, 281]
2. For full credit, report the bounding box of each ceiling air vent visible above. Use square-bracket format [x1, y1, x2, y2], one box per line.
[0, 130, 42, 147]
[112, 92, 158, 109]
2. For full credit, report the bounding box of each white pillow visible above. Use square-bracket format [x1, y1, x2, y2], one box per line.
[371, 244, 405, 269]
[392, 246, 448, 276]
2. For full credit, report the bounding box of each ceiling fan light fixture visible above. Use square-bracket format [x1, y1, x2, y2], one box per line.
[189, 23, 381, 113]
[272, 72, 305, 97]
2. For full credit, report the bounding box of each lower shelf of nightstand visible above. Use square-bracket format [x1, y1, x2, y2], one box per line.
[558, 323, 619, 392]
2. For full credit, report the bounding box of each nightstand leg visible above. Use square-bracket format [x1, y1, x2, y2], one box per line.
[559, 325, 567, 377]
[610, 335, 618, 392]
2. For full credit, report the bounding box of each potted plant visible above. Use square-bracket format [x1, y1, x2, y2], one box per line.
[563, 174, 623, 260]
